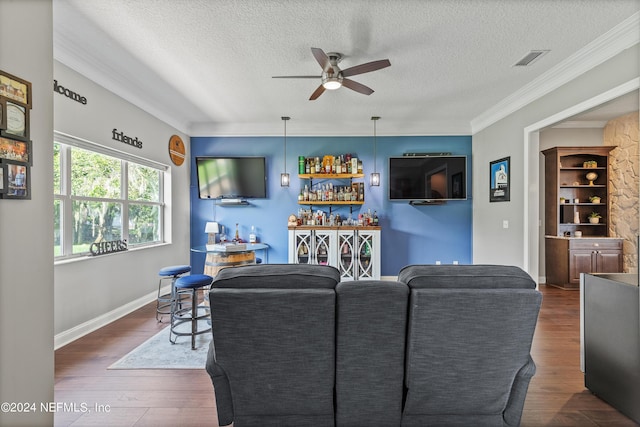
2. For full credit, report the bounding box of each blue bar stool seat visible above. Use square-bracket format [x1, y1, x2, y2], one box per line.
[156, 265, 192, 322]
[170, 274, 213, 350]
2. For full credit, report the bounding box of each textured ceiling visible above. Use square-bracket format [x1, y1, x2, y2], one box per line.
[53, 0, 639, 136]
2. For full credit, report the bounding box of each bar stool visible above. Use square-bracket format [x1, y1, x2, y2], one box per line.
[170, 274, 213, 350]
[156, 265, 191, 322]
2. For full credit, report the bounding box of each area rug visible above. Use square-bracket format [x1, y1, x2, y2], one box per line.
[109, 321, 211, 370]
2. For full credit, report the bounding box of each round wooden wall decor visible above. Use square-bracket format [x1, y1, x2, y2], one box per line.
[168, 135, 185, 166]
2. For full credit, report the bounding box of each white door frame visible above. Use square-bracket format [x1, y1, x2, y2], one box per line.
[522, 78, 639, 281]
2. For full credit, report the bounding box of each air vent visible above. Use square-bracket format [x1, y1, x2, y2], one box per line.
[513, 50, 550, 67]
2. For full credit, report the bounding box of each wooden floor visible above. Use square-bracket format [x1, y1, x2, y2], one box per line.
[54, 285, 639, 426]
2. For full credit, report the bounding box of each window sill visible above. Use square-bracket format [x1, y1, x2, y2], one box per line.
[54, 242, 170, 266]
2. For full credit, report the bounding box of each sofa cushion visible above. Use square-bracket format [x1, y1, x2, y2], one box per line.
[403, 288, 542, 421]
[335, 280, 409, 426]
[212, 263, 340, 289]
[398, 264, 536, 289]
[209, 288, 336, 423]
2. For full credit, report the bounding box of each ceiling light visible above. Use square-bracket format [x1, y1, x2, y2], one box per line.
[370, 116, 380, 186]
[322, 77, 342, 90]
[281, 116, 290, 187]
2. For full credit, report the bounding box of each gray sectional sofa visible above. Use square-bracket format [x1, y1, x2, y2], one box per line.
[206, 263, 542, 427]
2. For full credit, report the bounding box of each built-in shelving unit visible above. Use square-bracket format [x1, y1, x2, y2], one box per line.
[542, 146, 613, 237]
[542, 146, 623, 289]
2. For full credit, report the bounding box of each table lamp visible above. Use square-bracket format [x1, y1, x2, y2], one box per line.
[205, 222, 219, 249]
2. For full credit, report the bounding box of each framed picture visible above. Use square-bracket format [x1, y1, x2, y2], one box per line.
[0, 160, 30, 199]
[490, 156, 510, 202]
[0, 136, 31, 165]
[0, 97, 6, 130]
[0, 70, 32, 107]
[0, 163, 6, 194]
[0, 99, 29, 142]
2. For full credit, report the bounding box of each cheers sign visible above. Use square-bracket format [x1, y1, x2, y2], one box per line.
[90, 239, 128, 256]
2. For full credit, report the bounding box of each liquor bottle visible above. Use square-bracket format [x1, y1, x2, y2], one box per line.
[249, 225, 257, 243]
[373, 210, 379, 225]
[305, 158, 310, 174]
[234, 223, 240, 242]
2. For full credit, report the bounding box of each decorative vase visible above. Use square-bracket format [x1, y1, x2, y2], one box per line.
[585, 172, 598, 186]
[574, 211, 580, 224]
[589, 217, 600, 224]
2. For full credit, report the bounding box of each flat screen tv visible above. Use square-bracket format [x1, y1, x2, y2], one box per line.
[389, 155, 467, 201]
[196, 157, 267, 199]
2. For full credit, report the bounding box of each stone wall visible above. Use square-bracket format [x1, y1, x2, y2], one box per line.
[605, 111, 639, 273]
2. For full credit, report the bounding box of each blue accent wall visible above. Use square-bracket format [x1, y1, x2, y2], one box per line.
[190, 135, 472, 276]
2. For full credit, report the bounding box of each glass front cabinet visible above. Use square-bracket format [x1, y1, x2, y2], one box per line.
[289, 227, 381, 280]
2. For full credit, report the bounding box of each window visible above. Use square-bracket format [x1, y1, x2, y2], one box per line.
[54, 132, 166, 258]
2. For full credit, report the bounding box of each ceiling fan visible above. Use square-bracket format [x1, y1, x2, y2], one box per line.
[273, 47, 391, 100]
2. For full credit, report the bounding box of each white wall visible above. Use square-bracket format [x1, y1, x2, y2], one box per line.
[53, 61, 191, 344]
[0, 1, 54, 425]
[473, 45, 639, 281]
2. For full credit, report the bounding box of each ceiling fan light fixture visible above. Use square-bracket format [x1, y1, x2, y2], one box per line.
[322, 77, 342, 90]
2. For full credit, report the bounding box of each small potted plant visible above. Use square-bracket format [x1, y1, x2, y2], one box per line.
[588, 212, 602, 224]
[589, 195, 601, 204]
[583, 160, 598, 168]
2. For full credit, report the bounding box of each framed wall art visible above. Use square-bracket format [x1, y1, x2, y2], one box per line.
[0, 70, 32, 107]
[0, 162, 6, 194]
[0, 136, 31, 165]
[0, 99, 29, 142]
[0, 159, 30, 199]
[0, 97, 6, 130]
[490, 156, 510, 202]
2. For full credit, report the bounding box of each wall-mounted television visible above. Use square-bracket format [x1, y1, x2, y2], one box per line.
[389, 155, 467, 201]
[196, 157, 267, 199]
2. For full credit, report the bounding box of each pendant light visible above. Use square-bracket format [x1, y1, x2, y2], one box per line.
[281, 116, 290, 186]
[370, 116, 381, 186]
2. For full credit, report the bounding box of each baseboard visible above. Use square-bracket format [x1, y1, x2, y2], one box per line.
[56, 277, 401, 348]
[54, 284, 171, 350]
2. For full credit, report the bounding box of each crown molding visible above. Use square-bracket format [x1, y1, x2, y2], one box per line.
[471, 12, 640, 134]
[189, 120, 471, 137]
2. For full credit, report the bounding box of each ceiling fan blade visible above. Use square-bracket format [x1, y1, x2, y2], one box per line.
[311, 47, 330, 69]
[342, 78, 374, 95]
[341, 59, 391, 77]
[309, 84, 326, 100]
[272, 75, 321, 79]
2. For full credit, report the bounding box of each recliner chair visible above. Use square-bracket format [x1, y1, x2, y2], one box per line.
[397, 264, 542, 427]
[206, 264, 341, 427]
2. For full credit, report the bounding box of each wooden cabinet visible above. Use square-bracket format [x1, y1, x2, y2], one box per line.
[543, 146, 623, 289]
[288, 226, 381, 280]
[546, 237, 623, 289]
[542, 146, 614, 238]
